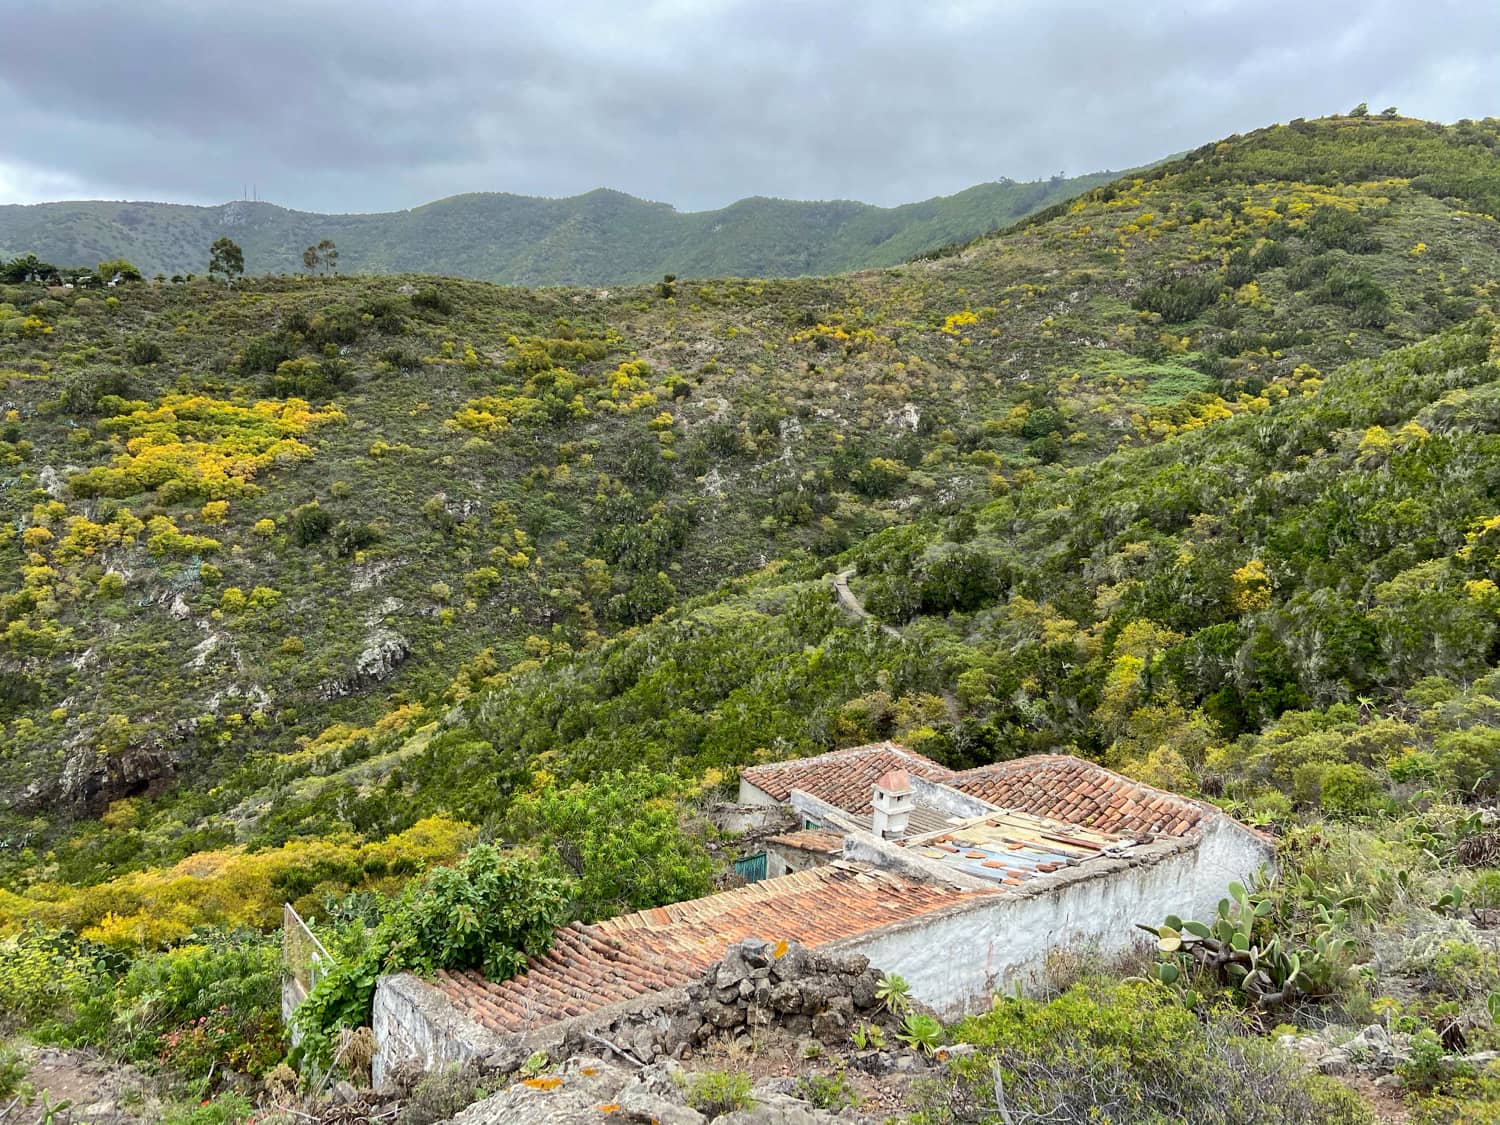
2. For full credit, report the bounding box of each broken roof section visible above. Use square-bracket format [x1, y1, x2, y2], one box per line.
[742, 745, 1215, 839]
[429, 861, 985, 1037]
[901, 810, 1141, 889]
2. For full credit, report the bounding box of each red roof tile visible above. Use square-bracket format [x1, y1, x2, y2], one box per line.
[740, 743, 953, 812]
[431, 863, 983, 1037]
[767, 829, 845, 855]
[949, 755, 1212, 837]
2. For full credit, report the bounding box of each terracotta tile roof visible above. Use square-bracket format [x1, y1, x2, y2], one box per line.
[430, 863, 983, 1037]
[949, 755, 1213, 837]
[740, 743, 953, 812]
[767, 829, 845, 855]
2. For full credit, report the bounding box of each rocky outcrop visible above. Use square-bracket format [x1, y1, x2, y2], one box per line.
[1280, 1022, 1498, 1086]
[12, 740, 179, 814]
[316, 628, 411, 701]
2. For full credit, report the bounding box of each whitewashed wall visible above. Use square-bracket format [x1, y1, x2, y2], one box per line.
[835, 820, 1271, 1016]
[372, 973, 510, 1084]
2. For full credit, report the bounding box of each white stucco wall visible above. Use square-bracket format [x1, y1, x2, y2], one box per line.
[372, 973, 511, 1085]
[835, 817, 1272, 1016]
[737, 778, 782, 807]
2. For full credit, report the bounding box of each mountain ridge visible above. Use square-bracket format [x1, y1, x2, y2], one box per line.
[0, 172, 1120, 286]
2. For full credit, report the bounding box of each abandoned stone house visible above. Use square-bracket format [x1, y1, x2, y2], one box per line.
[367, 743, 1271, 1079]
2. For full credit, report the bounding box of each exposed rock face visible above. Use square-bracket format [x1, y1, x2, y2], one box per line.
[13, 740, 179, 814]
[316, 628, 411, 700]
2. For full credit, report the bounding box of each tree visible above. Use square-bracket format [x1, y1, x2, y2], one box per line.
[510, 771, 714, 921]
[96, 258, 143, 284]
[303, 239, 339, 275]
[1349, 102, 1369, 118]
[209, 237, 244, 282]
[0, 254, 58, 284]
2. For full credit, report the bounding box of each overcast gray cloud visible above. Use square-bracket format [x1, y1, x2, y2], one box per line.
[1, 0, 1496, 213]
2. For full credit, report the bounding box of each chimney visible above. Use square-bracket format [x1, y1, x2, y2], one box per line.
[871, 769, 914, 839]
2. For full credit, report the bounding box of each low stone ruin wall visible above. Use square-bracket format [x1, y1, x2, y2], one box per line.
[555, 937, 905, 1066]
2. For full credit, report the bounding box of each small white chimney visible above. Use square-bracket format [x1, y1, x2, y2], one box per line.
[871, 769, 914, 839]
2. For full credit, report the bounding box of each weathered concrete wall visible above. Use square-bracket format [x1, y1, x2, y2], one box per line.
[372, 973, 512, 1084]
[281, 979, 306, 1042]
[908, 775, 994, 819]
[737, 778, 781, 807]
[833, 822, 1272, 1016]
[766, 840, 834, 878]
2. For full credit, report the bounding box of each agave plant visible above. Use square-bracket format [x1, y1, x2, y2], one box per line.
[897, 1012, 944, 1055]
[875, 973, 912, 1014]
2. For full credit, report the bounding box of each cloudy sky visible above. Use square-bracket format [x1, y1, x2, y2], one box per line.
[1, 0, 1495, 214]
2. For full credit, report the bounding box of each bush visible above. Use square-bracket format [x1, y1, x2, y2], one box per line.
[397, 1063, 486, 1125]
[683, 1070, 754, 1116]
[331, 520, 381, 558]
[412, 286, 453, 315]
[380, 344, 423, 371]
[918, 980, 1370, 1125]
[0, 927, 96, 1031]
[125, 336, 163, 365]
[288, 501, 333, 547]
[296, 847, 572, 1059]
[1320, 763, 1381, 816]
[796, 1073, 856, 1111]
[156, 1094, 255, 1125]
[1135, 273, 1223, 322]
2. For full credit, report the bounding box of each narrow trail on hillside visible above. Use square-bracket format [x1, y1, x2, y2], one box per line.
[831, 569, 962, 721]
[830, 568, 904, 641]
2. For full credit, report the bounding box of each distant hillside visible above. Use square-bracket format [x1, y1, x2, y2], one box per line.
[0, 174, 1120, 285]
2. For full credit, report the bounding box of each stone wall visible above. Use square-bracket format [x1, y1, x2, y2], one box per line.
[556, 938, 902, 1065]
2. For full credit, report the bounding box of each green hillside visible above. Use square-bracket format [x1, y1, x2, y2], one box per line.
[3, 113, 1500, 1121]
[0, 172, 1117, 287]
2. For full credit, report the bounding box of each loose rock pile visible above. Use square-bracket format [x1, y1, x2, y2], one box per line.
[558, 938, 905, 1065]
[1280, 1023, 1499, 1087]
[450, 1055, 846, 1125]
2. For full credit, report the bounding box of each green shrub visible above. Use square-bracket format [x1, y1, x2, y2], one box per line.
[296, 847, 572, 1061]
[0, 927, 97, 1031]
[921, 980, 1370, 1125]
[156, 1093, 255, 1125]
[288, 501, 333, 547]
[125, 336, 163, 365]
[1320, 763, 1381, 816]
[1436, 727, 1500, 796]
[0, 1044, 31, 1100]
[411, 286, 453, 315]
[397, 1062, 486, 1125]
[683, 1069, 754, 1116]
[1135, 273, 1223, 322]
[796, 1072, 856, 1111]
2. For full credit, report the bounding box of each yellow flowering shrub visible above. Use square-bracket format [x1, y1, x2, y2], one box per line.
[69, 394, 343, 500]
[0, 816, 473, 944]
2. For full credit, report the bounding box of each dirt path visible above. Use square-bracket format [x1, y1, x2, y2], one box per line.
[8, 1048, 158, 1124]
[830, 568, 904, 641]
